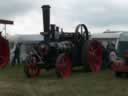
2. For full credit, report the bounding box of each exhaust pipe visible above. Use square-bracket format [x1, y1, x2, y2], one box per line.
[41, 5, 50, 33]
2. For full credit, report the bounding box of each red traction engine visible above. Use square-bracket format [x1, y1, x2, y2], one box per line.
[111, 32, 128, 77]
[24, 5, 104, 78]
[0, 19, 13, 69]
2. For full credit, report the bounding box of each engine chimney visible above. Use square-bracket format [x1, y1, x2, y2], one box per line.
[56, 26, 59, 32]
[50, 24, 56, 40]
[41, 5, 50, 33]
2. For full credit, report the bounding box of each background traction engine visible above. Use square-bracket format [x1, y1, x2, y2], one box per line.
[24, 5, 104, 78]
[0, 32, 9, 69]
[0, 19, 13, 69]
[111, 34, 128, 78]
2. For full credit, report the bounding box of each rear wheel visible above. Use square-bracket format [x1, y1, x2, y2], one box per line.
[87, 40, 103, 73]
[82, 40, 104, 72]
[56, 53, 72, 78]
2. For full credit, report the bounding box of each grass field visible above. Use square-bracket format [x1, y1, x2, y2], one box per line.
[0, 65, 128, 96]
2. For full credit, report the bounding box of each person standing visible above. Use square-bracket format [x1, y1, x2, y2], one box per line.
[11, 43, 21, 66]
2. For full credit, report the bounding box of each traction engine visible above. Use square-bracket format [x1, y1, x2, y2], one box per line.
[24, 5, 104, 78]
[0, 19, 13, 69]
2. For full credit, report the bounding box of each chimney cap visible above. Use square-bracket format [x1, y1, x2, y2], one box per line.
[41, 5, 51, 8]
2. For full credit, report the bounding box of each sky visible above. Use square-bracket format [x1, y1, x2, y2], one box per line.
[1, 0, 128, 35]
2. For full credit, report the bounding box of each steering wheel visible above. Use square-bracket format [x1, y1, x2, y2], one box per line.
[75, 24, 89, 41]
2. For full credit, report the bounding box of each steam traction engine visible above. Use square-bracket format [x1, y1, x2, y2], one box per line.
[24, 5, 104, 78]
[0, 20, 13, 69]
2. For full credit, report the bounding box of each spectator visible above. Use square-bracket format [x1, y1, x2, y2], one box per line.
[109, 50, 117, 63]
[11, 43, 21, 66]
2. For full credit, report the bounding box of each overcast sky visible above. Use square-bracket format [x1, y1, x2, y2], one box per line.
[1, 0, 128, 35]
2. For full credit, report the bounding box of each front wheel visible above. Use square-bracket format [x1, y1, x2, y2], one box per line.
[56, 53, 72, 78]
[24, 55, 40, 78]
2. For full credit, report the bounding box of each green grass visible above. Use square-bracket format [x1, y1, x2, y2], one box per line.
[0, 65, 128, 96]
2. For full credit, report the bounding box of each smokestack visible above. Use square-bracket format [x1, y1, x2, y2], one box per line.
[50, 24, 56, 40]
[56, 26, 59, 32]
[61, 28, 64, 32]
[41, 5, 50, 32]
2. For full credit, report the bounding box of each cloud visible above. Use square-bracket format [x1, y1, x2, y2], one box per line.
[37, 0, 128, 32]
[2, 0, 128, 35]
[0, 0, 39, 19]
[6, 11, 42, 35]
[62, 0, 128, 26]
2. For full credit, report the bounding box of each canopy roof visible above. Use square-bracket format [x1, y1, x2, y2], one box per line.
[8, 34, 44, 43]
[119, 32, 128, 41]
[0, 19, 13, 25]
[91, 31, 123, 39]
